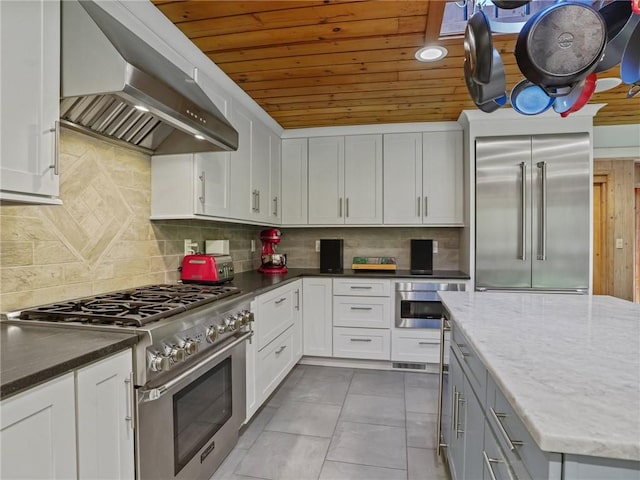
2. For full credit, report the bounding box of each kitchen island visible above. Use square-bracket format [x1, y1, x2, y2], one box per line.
[439, 291, 640, 479]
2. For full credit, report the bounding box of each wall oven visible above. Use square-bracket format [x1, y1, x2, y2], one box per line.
[137, 331, 249, 480]
[395, 282, 465, 329]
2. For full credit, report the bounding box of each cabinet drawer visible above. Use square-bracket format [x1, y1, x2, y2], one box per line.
[451, 324, 486, 403]
[391, 329, 448, 363]
[257, 285, 298, 350]
[333, 278, 390, 297]
[486, 375, 562, 480]
[257, 325, 295, 401]
[333, 327, 390, 360]
[333, 296, 390, 328]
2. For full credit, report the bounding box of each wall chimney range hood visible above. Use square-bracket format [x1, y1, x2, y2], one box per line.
[60, 0, 238, 155]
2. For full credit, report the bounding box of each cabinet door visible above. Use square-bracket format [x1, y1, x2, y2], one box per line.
[1, 373, 77, 479]
[269, 132, 282, 224]
[344, 134, 383, 224]
[302, 277, 333, 357]
[281, 138, 308, 225]
[383, 133, 423, 224]
[195, 152, 231, 217]
[291, 281, 303, 362]
[422, 131, 464, 225]
[0, 0, 60, 201]
[251, 121, 271, 222]
[229, 106, 253, 220]
[448, 352, 465, 480]
[462, 375, 485, 480]
[257, 283, 297, 350]
[76, 349, 135, 480]
[308, 136, 345, 224]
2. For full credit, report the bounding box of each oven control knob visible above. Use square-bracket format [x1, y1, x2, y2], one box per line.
[184, 339, 199, 355]
[150, 353, 171, 372]
[170, 346, 186, 363]
[225, 315, 242, 331]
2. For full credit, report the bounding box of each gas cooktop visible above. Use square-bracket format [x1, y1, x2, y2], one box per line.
[18, 284, 241, 327]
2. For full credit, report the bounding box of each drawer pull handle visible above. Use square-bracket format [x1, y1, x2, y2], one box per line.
[418, 341, 436, 345]
[275, 297, 287, 304]
[456, 342, 470, 359]
[350, 338, 372, 342]
[482, 451, 503, 480]
[489, 407, 523, 451]
[455, 393, 465, 438]
[350, 307, 373, 311]
[275, 345, 287, 354]
[350, 286, 373, 289]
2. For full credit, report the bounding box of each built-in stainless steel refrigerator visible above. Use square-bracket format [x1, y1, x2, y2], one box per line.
[475, 134, 590, 292]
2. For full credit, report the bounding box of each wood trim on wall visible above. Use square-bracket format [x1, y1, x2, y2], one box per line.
[593, 174, 611, 295]
[594, 159, 636, 301]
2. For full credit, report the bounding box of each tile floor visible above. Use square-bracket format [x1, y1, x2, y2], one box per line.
[210, 365, 450, 480]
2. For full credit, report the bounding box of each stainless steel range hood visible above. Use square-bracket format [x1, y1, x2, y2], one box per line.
[60, 0, 238, 154]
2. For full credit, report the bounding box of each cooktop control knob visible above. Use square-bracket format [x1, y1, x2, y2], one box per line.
[150, 353, 171, 372]
[170, 346, 186, 363]
[205, 325, 219, 343]
[224, 316, 239, 332]
[241, 310, 255, 324]
[184, 339, 199, 355]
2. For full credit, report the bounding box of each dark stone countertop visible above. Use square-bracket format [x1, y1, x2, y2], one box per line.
[1, 323, 137, 400]
[230, 268, 470, 297]
[0, 268, 467, 399]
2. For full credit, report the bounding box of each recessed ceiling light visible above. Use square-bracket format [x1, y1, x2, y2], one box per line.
[134, 105, 149, 112]
[415, 46, 448, 63]
[594, 77, 622, 93]
[194, 134, 205, 140]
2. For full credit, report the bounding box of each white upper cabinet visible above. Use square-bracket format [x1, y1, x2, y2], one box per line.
[269, 132, 282, 224]
[422, 130, 463, 225]
[308, 135, 383, 225]
[0, 0, 61, 204]
[344, 135, 383, 224]
[281, 138, 308, 225]
[229, 105, 253, 221]
[308, 136, 345, 224]
[196, 152, 231, 218]
[250, 120, 271, 223]
[383, 133, 423, 225]
[383, 130, 463, 226]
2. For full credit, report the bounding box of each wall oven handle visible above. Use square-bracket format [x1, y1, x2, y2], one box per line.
[139, 331, 252, 403]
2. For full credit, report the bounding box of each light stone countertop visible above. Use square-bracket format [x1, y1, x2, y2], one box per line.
[438, 291, 640, 461]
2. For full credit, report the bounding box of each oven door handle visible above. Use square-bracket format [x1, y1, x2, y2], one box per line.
[138, 331, 253, 403]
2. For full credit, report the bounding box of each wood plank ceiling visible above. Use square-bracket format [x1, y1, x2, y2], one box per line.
[152, 0, 638, 128]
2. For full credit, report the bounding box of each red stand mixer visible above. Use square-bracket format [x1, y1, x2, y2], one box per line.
[258, 229, 288, 274]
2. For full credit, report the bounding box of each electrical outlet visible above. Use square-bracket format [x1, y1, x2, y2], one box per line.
[184, 239, 198, 255]
[315, 240, 321, 252]
[433, 241, 438, 254]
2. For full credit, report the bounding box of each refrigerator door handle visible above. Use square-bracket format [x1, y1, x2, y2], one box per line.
[520, 162, 527, 261]
[536, 161, 547, 261]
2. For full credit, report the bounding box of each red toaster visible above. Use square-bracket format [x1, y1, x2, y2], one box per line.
[180, 254, 234, 284]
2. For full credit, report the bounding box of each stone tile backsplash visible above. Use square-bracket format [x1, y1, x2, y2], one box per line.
[278, 227, 460, 270]
[1, 128, 462, 313]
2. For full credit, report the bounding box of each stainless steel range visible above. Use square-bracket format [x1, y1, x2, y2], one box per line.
[7, 283, 254, 480]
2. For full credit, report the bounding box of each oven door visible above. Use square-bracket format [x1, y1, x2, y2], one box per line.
[136, 332, 249, 480]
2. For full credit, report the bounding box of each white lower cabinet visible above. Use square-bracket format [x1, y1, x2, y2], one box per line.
[246, 280, 302, 421]
[76, 349, 135, 480]
[0, 373, 77, 480]
[391, 329, 447, 364]
[302, 277, 333, 357]
[333, 295, 390, 329]
[333, 327, 390, 360]
[0, 348, 134, 480]
[257, 324, 296, 401]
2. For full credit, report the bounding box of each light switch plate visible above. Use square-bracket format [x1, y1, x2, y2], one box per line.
[433, 241, 438, 253]
[615, 238, 624, 249]
[315, 240, 321, 252]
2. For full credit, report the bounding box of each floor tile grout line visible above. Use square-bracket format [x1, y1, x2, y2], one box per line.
[323, 458, 409, 472]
